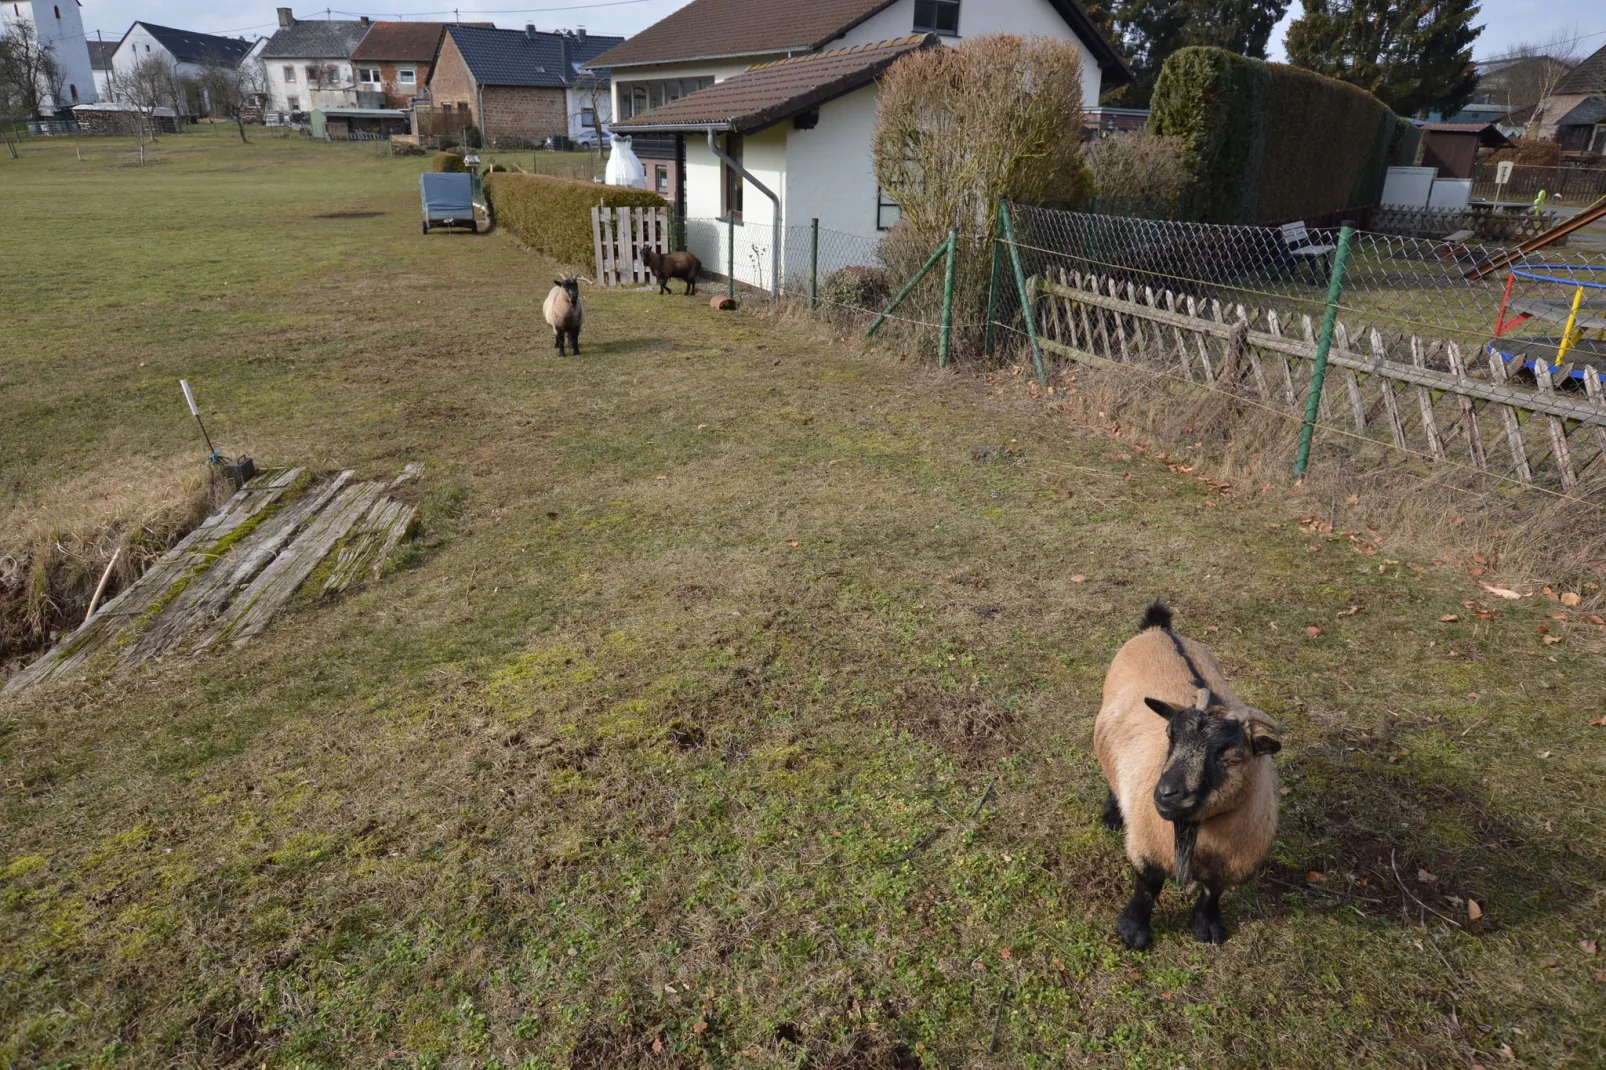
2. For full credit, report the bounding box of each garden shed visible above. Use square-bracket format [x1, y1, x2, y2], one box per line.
[1418, 122, 1511, 179]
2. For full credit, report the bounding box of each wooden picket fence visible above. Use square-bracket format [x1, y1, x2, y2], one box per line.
[591, 206, 671, 286]
[1030, 269, 1606, 492]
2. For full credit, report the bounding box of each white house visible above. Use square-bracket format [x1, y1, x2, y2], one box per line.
[595, 0, 1131, 290]
[108, 22, 255, 114]
[1, 0, 97, 108]
[259, 8, 371, 120]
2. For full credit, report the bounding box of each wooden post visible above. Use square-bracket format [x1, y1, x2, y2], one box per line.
[1485, 348, 1533, 483]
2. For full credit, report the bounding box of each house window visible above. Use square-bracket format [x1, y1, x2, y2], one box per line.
[617, 76, 713, 119]
[581, 106, 595, 128]
[720, 133, 743, 222]
[1594, 124, 1606, 155]
[876, 185, 901, 231]
[286, 95, 300, 111]
[358, 67, 380, 84]
[69, 83, 78, 101]
[398, 68, 415, 85]
[655, 164, 668, 195]
[283, 65, 295, 82]
[913, 0, 960, 35]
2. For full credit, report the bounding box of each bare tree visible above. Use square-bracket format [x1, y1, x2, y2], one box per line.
[573, 70, 610, 172]
[125, 53, 180, 164]
[1484, 24, 1586, 136]
[0, 22, 63, 118]
[198, 52, 265, 142]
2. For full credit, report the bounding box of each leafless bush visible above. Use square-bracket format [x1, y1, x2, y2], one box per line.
[1084, 132, 1191, 217]
[873, 35, 1093, 362]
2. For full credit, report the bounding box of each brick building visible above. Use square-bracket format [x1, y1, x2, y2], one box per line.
[423, 24, 622, 147]
[349, 21, 468, 109]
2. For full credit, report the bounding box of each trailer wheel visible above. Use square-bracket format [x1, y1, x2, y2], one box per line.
[421, 221, 430, 234]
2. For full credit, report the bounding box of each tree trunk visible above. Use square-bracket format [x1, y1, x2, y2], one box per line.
[2, 126, 18, 159]
[235, 110, 249, 144]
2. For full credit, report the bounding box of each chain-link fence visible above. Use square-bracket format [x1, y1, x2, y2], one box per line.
[991, 204, 1606, 497]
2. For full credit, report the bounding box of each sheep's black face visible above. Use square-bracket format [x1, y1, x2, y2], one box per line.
[559, 277, 581, 304]
[1145, 699, 1248, 823]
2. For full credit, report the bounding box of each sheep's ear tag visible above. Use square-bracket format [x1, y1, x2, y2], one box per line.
[1144, 697, 1182, 722]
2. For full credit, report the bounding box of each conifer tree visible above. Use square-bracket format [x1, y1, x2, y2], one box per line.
[1285, 0, 1482, 117]
[1108, 0, 1291, 105]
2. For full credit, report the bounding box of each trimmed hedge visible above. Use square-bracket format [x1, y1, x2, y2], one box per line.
[1149, 47, 1408, 224]
[432, 151, 466, 173]
[484, 173, 667, 267]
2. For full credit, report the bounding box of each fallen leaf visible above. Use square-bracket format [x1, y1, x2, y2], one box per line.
[653, 1037, 664, 1053]
[692, 1021, 708, 1034]
[1070, 574, 1086, 583]
[1417, 869, 1437, 883]
[1344, 494, 1359, 505]
[1305, 871, 1327, 883]
[1305, 624, 1324, 637]
[785, 540, 800, 548]
[696, 423, 709, 431]
[1279, 786, 1292, 796]
[1590, 717, 1606, 727]
[1498, 1043, 1515, 1062]
[655, 474, 668, 480]
[1542, 586, 1559, 601]
[1542, 635, 1562, 645]
[1468, 899, 1483, 922]
[1561, 592, 1582, 606]
[664, 984, 677, 994]
[1480, 583, 1522, 600]
[1338, 605, 1363, 617]
[1580, 939, 1597, 955]
[1538, 958, 1560, 971]
[1441, 614, 1459, 623]
[1588, 614, 1606, 626]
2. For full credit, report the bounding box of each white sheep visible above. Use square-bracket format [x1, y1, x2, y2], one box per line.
[543, 275, 584, 356]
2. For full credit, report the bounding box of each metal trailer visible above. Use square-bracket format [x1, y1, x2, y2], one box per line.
[419, 172, 478, 234]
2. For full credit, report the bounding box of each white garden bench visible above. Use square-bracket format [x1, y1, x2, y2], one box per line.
[1280, 221, 1337, 284]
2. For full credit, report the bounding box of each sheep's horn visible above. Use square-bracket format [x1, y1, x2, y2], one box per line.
[1232, 705, 1282, 733]
[1194, 686, 1212, 711]
[576, 276, 594, 285]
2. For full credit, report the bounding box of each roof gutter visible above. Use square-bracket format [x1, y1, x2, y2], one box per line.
[706, 127, 779, 299]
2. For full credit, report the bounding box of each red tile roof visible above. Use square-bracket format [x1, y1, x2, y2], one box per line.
[351, 21, 474, 62]
[611, 34, 935, 134]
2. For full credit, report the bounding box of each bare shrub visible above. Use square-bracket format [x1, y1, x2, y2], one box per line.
[1084, 132, 1192, 217]
[873, 34, 1093, 362]
[817, 265, 892, 323]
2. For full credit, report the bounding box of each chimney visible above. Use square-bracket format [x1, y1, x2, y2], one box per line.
[525, 24, 536, 39]
[360, 15, 369, 25]
[558, 32, 571, 73]
[577, 27, 586, 41]
[276, 7, 294, 28]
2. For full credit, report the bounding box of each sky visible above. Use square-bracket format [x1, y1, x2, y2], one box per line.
[75, 0, 1606, 62]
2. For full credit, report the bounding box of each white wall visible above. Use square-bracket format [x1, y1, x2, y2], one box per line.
[566, 83, 611, 140]
[263, 57, 355, 116]
[683, 127, 786, 289]
[784, 85, 884, 246]
[833, 0, 1104, 107]
[2, 0, 97, 106]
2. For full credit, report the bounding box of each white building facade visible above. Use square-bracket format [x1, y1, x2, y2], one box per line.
[600, 0, 1131, 291]
[259, 9, 370, 120]
[2, 0, 97, 109]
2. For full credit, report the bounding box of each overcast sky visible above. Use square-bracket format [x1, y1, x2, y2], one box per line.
[79, 0, 1606, 63]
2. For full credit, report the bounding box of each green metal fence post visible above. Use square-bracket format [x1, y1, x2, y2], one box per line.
[939, 226, 958, 367]
[867, 236, 951, 338]
[727, 214, 735, 300]
[998, 198, 1047, 386]
[809, 217, 819, 310]
[983, 203, 1002, 356]
[1293, 223, 1357, 479]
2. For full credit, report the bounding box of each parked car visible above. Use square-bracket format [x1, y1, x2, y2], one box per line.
[573, 129, 611, 150]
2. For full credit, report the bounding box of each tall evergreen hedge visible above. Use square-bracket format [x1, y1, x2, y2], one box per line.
[1149, 47, 1413, 224]
[483, 174, 666, 267]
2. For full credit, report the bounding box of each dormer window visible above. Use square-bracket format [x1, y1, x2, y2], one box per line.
[913, 0, 959, 35]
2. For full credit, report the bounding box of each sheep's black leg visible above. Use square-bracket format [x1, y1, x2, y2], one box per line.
[1189, 883, 1228, 944]
[554, 330, 566, 357]
[1116, 863, 1166, 950]
[568, 328, 581, 356]
[686, 277, 696, 296]
[1101, 791, 1123, 831]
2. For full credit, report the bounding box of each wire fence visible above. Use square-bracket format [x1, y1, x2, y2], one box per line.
[684, 216, 898, 317]
[995, 205, 1606, 496]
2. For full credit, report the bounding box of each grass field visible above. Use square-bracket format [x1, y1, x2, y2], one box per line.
[2, 129, 1604, 1069]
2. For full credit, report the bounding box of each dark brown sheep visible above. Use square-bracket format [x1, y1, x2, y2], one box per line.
[644, 249, 701, 296]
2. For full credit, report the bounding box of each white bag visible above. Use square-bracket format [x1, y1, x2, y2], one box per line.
[604, 136, 648, 189]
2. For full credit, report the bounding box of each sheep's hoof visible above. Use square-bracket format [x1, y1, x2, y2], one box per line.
[1190, 911, 1228, 945]
[1115, 914, 1152, 951]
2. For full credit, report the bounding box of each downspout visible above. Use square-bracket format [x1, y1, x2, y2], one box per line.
[707, 127, 780, 298]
